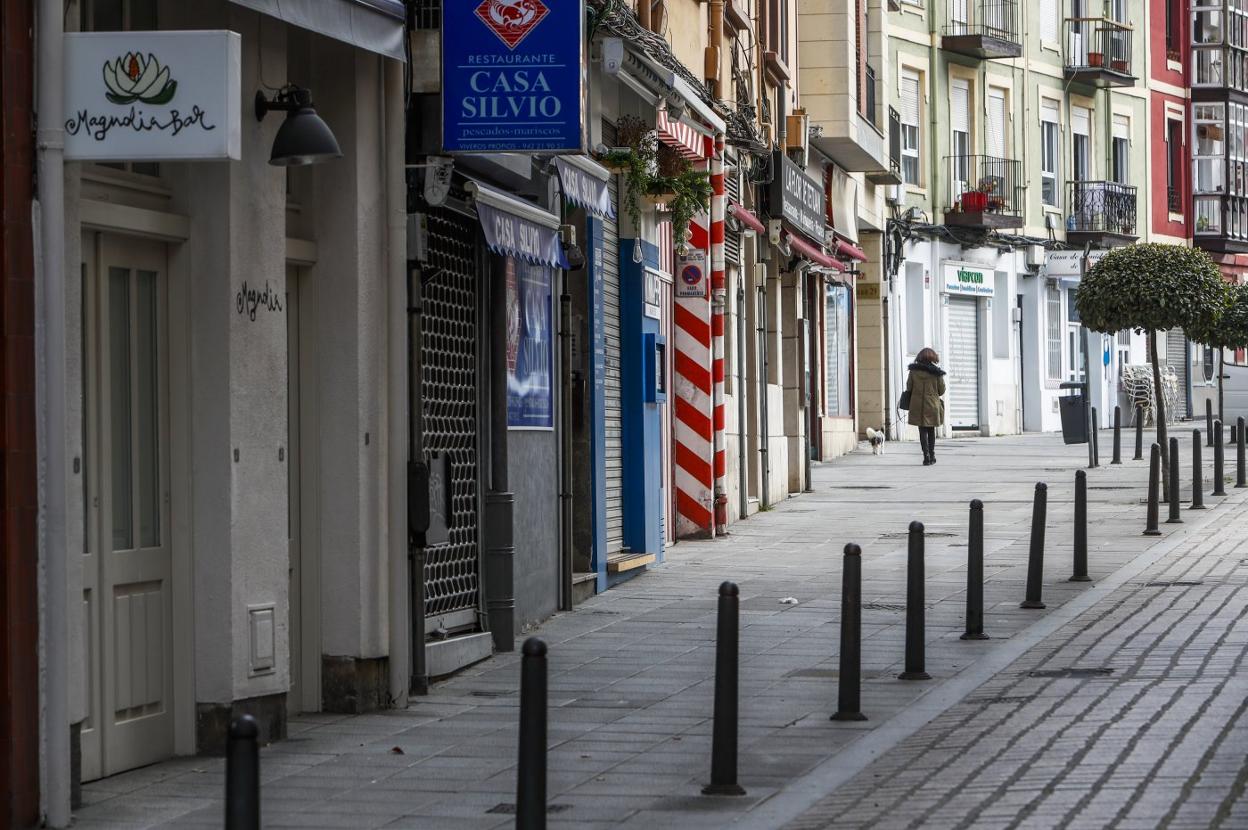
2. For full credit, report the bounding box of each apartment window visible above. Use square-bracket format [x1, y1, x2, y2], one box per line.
[1046, 283, 1062, 381]
[951, 79, 971, 196]
[1041, 101, 1061, 207]
[825, 284, 852, 416]
[987, 88, 1007, 159]
[1112, 115, 1130, 183]
[1072, 106, 1091, 182]
[1167, 116, 1185, 214]
[769, 0, 790, 63]
[1167, 0, 1180, 51]
[901, 70, 922, 185]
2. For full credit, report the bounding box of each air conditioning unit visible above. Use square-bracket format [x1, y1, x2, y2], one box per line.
[1025, 244, 1045, 268]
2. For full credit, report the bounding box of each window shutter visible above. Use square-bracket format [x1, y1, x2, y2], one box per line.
[1113, 114, 1129, 141]
[987, 89, 1006, 158]
[1041, 99, 1059, 127]
[901, 71, 920, 126]
[1040, 0, 1058, 42]
[1072, 106, 1090, 138]
[951, 79, 970, 134]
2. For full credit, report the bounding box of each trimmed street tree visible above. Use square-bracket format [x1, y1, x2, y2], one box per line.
[1076, 244, 1226, 490]
[1187, 281, 1248, 426]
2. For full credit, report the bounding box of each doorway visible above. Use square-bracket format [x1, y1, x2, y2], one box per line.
[80, 234, 175, 781]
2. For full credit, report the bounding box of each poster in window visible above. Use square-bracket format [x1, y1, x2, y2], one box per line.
[506, 258, 554, 429]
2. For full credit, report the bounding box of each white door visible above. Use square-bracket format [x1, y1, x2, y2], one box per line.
[947, 297, 982, 430]
[81, 234, 174, 780]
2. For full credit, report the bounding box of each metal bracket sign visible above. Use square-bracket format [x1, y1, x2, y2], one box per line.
[442, 0, 586, 153]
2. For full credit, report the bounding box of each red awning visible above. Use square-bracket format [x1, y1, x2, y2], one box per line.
[783, 231, 841, 271]
[728, 202, 766, 235]
[835, 239, 867, 262]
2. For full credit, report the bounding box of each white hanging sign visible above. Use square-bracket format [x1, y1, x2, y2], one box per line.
[64, 31, 242, 161]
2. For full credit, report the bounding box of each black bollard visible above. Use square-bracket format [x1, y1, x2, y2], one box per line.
[899, 521, 930, 680]
[1091, 407, 1100, 468]
[1207, 398, 1214, 446]
[1112, 405, 1122, 465]
[1071, 471, 1090, 582]
[1191, 430, 1206, 510]
[1214, 420, 1227, 497]
[1144, 443, 1162, 536]
[1167, 437, 1183, 523]
[517, 637, 548, 828]
[832, 545, 867, 721]
[1021, 483, 1047, 609]
[961, 500, 989, 640]
[1238, 417, 1246, 488]
[1134, 404, 1144, 461]
[704, 583, 745, 795]
[224, 715, 260, 830]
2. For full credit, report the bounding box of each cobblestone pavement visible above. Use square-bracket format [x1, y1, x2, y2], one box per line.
[70, 431, 1247, 828]
[786, 500, 1248, 830]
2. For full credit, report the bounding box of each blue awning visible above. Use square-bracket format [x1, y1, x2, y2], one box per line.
[555, 157, 616, 220]
[466, 181, 570, 270]
[230, 0, 406, 62]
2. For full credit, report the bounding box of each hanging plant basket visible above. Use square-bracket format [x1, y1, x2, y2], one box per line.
[644, 192, 677, 207]
[595, 147, 635, 174]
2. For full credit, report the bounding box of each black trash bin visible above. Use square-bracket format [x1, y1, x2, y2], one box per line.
[1059, 383, 1088, 445]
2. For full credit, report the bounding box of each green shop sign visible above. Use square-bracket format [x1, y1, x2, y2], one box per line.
[943, 263, 994, 296]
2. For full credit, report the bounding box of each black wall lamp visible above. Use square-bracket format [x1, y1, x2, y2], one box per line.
[254, 85, 342, 166]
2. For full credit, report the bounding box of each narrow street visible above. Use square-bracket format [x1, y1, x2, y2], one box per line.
[70, 430, 1248, 828]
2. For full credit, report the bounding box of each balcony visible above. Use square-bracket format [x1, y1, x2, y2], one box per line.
[942, 0, 1023, 59]
[1064, 18, 1135, 87]
[1195, 195, 1248, 252]
[943, 155, 1023, 230]
[1193, 101, 1248, 252]
[1065, 181, 1138, 248]
[805, 62, 890, 174]
[867, 106, 903, 186]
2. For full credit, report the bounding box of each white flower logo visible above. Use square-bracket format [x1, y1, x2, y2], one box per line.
[103, 52, 176, 105]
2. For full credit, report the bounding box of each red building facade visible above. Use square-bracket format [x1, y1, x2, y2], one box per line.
[1150, 0, 1191, 241]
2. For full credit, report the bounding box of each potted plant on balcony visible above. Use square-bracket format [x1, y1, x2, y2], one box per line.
[961, 190, 988, 212]
[645, 143, 686, 207]
[1111, 57, 1129, 72]
[596, 115, 658, 233]
[1088, 50, 1104, 67]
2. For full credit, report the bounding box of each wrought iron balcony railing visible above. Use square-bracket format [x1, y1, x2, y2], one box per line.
[1064, 17, 1135, 85]
[944, 155, 1023, 228]
[943, 0, 1023, 58]
[1066, 181, 1138, 237]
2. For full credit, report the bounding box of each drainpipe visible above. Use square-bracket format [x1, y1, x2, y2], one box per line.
[35, 0, 71, 825]
[384, 57, 409, 710]
[757, 265, 771, 508]
[485, 261, 515, 651]
[737, 264, 748, 520]
[707, 0, 724, 99]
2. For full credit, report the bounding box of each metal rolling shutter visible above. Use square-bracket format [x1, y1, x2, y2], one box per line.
[603, 176, 625, 554]
[947, 297, 981, 429]
[1166, 329, 1189, 418]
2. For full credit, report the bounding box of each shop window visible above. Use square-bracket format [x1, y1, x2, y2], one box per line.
[905, 262, 925, 354]
[1046, 282, 1062, 381]
[992, 272, 1010, 359]
[825, 283, 852, 417]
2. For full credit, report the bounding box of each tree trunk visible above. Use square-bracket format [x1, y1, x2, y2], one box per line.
[1150, 330, 1169, 500]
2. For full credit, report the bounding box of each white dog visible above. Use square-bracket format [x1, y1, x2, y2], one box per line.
[865, 427, 886, 455]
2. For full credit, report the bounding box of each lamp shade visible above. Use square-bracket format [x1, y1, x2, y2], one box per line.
[269, 105, 342, 166]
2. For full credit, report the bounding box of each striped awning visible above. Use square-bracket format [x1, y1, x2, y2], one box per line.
[656, 106, 708, 160]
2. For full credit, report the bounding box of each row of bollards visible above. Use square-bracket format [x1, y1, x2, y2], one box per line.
[507, 410, 1248, 820]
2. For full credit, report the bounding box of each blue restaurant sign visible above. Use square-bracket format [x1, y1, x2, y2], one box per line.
[443, 0, 585, 153]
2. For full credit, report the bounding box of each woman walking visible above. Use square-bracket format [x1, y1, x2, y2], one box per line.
[906, 348, 946, 465]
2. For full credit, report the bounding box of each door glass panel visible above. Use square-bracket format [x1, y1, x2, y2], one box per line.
[136, 270, 160, 548]
[109, 267, 133, 550]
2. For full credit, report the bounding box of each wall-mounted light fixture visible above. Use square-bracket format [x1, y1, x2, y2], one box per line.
[254, 85, 342, 167]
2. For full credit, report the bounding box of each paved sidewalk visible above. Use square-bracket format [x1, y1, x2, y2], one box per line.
[71, 430, 1245, 828]
[785, 484, 1248, 830]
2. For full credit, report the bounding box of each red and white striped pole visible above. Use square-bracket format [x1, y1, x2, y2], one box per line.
[710, 135, 727, 532]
